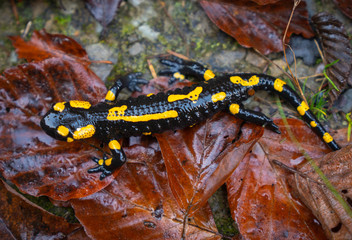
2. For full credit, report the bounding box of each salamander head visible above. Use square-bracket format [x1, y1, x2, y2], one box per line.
[40, 101, 95, 142]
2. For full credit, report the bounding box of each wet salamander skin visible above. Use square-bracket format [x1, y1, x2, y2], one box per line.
[40, 57, 340, 180]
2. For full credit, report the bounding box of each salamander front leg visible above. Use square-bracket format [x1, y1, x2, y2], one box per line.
[228, 103, 281, 134]
[159, 56, 215, 83]
[88, 139, 126, 180]
[105, 73, 148, 103]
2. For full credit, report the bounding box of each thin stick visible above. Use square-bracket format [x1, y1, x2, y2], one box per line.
[282, 0, 307, 103]
[147, 59, 157, 79]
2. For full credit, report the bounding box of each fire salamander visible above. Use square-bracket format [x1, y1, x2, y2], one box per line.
[40, 57, 340, 180]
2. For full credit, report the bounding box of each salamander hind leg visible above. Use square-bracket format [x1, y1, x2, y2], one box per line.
[159, 56, 215, 84]
[228, 103, 281, 134]
[88, 139, 126, 180]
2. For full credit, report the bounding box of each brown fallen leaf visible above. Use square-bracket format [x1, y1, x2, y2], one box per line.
[0, 179, 83, 239]
[9, 30, 91, 65]
[0, 32, 116, 201]
[226, 119, 333, 239]
[281, 144, 352, 239]
[157, 118, 263, 216]
[70, 142, 224, 239]
[199, 0, 314, 55]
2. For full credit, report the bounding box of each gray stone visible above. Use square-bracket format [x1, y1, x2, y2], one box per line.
[128, 42, 145, 56]
[245, 51, 267, 68]
[137, 24, 160, 42]
[213, 49, 246, 69]
[86, 43, 118, 82]
[268, 59, 287, 77]
[334, 88, 352, 113]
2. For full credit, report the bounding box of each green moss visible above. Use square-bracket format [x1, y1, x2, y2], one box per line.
[23, 193, 78, 223]
[157, 35, 168, 46]
[54, 14, 72, 29]
[121, 23, 136, 37]
[32, 17, 46, 29]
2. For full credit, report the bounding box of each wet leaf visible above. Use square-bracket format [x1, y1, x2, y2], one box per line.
[259, 119, 332, 161]
[70, 143, 223, 239]
[226, 119, 344, 239]
[0, 179, 83, 239]
[199, 0, 314, 55]
[9, 30, 90, 65]
[227, 143, 327, 240]
[0, 32, 114, 201]
[284, 144, 352, 239]
[312, 12, 352, 101]
[157, 118, 263, 215]
[85, 0, 123, 27]
[332, 0, 352, 19]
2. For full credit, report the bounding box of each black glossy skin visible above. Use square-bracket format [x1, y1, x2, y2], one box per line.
[41, 57, 340, 180]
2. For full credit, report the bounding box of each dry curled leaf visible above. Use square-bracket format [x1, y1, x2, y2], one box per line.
[312, 12, 352, 101]
[332, 0, 352, 19]
[85, 0, 123, 27]
[200, 0, 314, 55]
[283, 145, 352, 239]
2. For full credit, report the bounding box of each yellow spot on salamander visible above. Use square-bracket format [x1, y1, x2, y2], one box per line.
[105, 158, 112, 166]
[204, 69, 215, 81]
[69, 100, 91, 109]
[274, 78, 286, 92]
[108, 105, 128, 119]
[53, 102, 66, 112]
[67, 137, 74, 142]
[73, 125, 95, 140]
[297, 101, 309, 116]
[229, 104, 240, 115]
[108, 140, 121, 150]
[98, 159, 104, 166]
[310, 121, 317, 127]
[57, 125, 69, 137]
[108, 110, 179, 122]
[147, 93, 154, 97]
[173, 72, 185, 80]
[168, 86, 203, 103]
[230, 75, 259, 86]
[211, 92, 226, 103]
[143, 132, 152, 135]
[323, 132, 333, 143]
[105, 90, 116, 102]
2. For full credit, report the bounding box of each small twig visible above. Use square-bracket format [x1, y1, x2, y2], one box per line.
[166, 50, 190, 61]
[147, 59, 157, 79]
[282, 0, 307, 104]
[298, 73, 324, 80]
[91, 60, 113, 64]
[10, 0, 19, 24]
[272, 160, 322, 185]
[22, 21, 32, 38]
